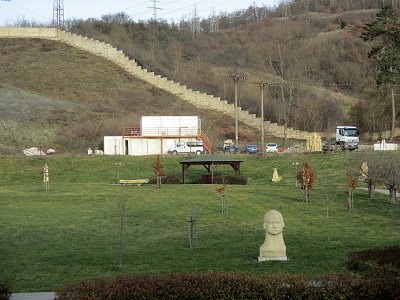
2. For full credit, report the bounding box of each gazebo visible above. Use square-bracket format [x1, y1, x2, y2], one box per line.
[180, 155, 243, 184]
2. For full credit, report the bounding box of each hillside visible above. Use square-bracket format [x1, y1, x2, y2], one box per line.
[0, 6, 397, 153]
[66, 8, 386, 135]
[0, 38, 261, 154]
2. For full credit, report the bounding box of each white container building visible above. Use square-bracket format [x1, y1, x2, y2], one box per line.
[103, 116, 211, 156]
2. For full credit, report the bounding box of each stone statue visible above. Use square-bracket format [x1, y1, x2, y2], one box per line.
[271, 168, 282, 182]
[258, 209, 287, 261]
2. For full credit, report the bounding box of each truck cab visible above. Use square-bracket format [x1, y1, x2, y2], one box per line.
[336, 126, 359, 150]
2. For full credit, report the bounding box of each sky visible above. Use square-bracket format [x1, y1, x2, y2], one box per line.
[0, 0, 279, 26]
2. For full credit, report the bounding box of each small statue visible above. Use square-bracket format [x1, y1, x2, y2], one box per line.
[271, 168, 282, 182]
[259, 210, 287, 261]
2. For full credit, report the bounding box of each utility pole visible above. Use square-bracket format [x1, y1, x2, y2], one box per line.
[53, 0, 64, 28]
[251, 81, 271, 157]
[226, 74, 245, 148]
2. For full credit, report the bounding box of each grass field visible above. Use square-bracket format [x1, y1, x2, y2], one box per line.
[0, 152, 399, 292]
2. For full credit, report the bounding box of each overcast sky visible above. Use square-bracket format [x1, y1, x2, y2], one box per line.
[0, 0, 279, 26]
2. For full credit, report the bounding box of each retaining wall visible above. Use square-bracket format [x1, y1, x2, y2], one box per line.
[0, 27, 319, 141]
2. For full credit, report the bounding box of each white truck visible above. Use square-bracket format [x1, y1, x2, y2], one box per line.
[168, 141, 204, 155]
[323, 126, 360, 152]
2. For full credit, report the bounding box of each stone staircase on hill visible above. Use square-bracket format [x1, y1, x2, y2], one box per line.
[0, 27, 319, 142]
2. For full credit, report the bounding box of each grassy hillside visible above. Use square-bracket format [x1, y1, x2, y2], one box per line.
[0, 152, 399, 292]
[0, 8, 393, 153]
[66, 9, 382, 135]
[0, 38, 262, 154]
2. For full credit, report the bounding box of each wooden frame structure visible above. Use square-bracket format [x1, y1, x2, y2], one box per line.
[180, 155, 242, 184]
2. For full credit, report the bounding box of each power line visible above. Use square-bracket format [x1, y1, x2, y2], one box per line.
[147, 0, 162, 21]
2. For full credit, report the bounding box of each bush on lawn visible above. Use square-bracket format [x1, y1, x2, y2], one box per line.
[347, 245, 400, 277]
[213, 175, 247, 185]
[148, 175, 181, 184]
[0, 284, 10, 300]
[55, 271, 400, 300]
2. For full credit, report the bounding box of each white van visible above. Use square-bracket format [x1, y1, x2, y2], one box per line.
[168, 141, 204, 155]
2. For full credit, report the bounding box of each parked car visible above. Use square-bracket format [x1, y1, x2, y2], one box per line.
[168, 141, 204, 155]
[223, 144, 238, 154]
[241, 144, 259, 154]
[265, 143, 278, 153]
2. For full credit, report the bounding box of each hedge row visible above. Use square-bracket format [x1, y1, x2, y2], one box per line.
[55, 271, 400, 300]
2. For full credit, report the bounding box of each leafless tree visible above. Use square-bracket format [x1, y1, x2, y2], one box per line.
[358, 154, 382, 198]
[362, 152, 400, 204]
[263, 22, 308, 144]
[346, 169, 357, 210]
[153, 155, 165, 189]
[118, 188, 127, 268]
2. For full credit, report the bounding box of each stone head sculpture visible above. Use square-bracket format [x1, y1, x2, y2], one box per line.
[259, 209, 287, 261]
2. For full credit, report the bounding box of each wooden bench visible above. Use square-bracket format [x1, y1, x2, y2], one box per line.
[119, 179, 149, 186]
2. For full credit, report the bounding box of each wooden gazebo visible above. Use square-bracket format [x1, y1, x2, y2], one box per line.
[180, 155, 242, 184]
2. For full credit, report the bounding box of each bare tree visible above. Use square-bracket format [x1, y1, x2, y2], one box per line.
[264, 26, 299, 143]
[169, 38, 183, 73]
[363, 152, 400, 204]
[359, 154, 383, 198]
[377, 154, 400, 204]
[346, 169, 357, 210]
[153, 155, 165, 189]
[117, 188, 127, 268]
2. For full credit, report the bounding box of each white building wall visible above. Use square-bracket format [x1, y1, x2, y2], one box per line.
[373, 140, 398, 151]
[104, 136, 197, 156]
[104, 136, 124, 155]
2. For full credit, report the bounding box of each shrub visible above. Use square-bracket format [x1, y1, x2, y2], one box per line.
[160, 175, 181, 184]
[55, 271, 400, 300]
[212, 175, 248, 185]
[148, 175, 181, 184]
[0, 284, 10, 300]
[347, 245, 400, 277]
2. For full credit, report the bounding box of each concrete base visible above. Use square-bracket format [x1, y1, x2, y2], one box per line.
[258, 256, 288, 262]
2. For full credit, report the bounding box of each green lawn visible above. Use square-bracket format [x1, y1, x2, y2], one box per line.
[0, 152, 399, 292]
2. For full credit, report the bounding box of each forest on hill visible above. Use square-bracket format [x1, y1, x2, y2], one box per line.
[61, 0, 400, 138]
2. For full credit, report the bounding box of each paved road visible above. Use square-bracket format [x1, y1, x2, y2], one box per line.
[10, 292, 55, 300]
[358, 187, 400, 196]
